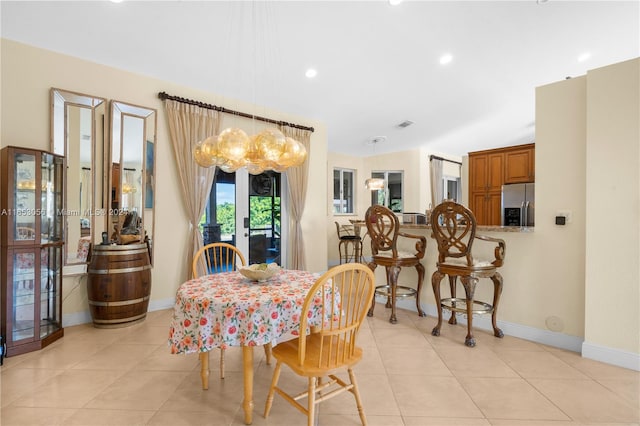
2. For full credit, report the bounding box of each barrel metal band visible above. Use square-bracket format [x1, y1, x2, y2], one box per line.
[92, 312, 147, 324]
[91, 248, 149, 255]
[88, 295, 150, 307]
[88, 264, 152, 275]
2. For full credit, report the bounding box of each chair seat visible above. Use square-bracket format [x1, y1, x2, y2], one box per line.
[373, 251, 419, 261]
[438, 258, 495, 270]
[272, 334, 363, 377]
[339, 235, 360, 241]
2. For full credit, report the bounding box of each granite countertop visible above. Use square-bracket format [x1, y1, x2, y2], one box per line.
[399, 223, 534, 233]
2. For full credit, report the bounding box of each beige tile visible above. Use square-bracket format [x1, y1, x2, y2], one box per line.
[0, 406, 76, 425]
[63, 408, 156, 425]
[70, 343, 159, 371]
[436, 346, 519, 378]
[1, 367, 65, 407]
[371, 326, 432, 348]
[459, 377, 569, 421]
[377, 345, 452, 376]
[530, 378, 640, 423]
[497, 351, 590, 379]
[8, 369, 124, 408]
[388, 375, 483, 418]
[405, 418, 491, 426]
[2, 307, 637, 426]
[86, 370, 189, 411]
[597, 378, 640, 409]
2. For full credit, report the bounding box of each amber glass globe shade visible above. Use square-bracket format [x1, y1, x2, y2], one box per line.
[217, 128, 250, 162]
[280, 137, 307, 167]
[255, 128, 286, 163]
[193, 136, 218, 168]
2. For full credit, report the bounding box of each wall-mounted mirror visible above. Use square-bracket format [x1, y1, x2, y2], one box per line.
[51, 88, 106, 267]
[109, 100, 157, 261]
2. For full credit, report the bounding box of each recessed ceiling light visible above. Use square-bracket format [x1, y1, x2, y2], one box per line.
[110, 0, 124, 3]
[389, 0, 403, 5]
[578, 52, 591, 62]
[305, 68, 317, 79]
[439, 54, 453, 65]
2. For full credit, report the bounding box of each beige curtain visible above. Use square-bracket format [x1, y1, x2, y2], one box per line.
[282, 126, 311, 270]
[430, 157, 444, 208]
[164, 99, 222, 279]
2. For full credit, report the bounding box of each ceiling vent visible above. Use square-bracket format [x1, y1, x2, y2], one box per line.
[396, 120, 414, 129]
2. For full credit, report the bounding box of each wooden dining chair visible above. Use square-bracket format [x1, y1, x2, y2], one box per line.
[430, 201, 506, 347]
[264, 263, 375, 426]
[191, 242, 271, 384]
[365, 204, 427, 323]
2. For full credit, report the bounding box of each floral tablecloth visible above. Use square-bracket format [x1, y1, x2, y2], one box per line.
[168, 269, 323, 355]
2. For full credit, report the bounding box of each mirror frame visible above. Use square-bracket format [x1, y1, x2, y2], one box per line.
[108, 100, 157, 262]
[50, 88, 106, 270]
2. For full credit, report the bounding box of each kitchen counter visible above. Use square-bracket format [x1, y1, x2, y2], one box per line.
[399, 224, 534, 233]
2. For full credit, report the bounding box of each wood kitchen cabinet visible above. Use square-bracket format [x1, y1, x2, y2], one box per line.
[469, 150, 504, 225]
[468, 143, 534, 225]
[504, 143, 535, 184]
[1, 146, 65, 357]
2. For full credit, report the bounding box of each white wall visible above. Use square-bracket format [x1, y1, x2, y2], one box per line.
[584, 59, 640, 360]
[1, 39, 328, 323]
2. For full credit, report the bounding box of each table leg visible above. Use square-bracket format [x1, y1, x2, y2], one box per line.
[199, 352, 209, 390]
[242, 345, 254, 425]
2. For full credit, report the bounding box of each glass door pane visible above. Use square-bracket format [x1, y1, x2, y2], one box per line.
[248, 172, 281, 265]
[41, 153, 64, 244]
[12, 249, 36, 343]
[14, 152, 37, 241]
[40, 246, 62, 338]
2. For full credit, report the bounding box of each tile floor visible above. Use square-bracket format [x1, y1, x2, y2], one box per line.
[1, 306, 638, 426]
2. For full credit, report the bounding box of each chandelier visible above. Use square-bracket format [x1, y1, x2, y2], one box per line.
[193, 126, 307, 174]
[365, 136, 386, 190]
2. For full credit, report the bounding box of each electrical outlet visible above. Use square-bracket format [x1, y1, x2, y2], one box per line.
[557, 210, 573, 224]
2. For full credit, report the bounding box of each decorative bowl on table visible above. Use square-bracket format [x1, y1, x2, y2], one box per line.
[239, 263, 281, 282]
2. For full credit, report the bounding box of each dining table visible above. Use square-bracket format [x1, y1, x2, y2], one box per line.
[168, 268, 326, 425]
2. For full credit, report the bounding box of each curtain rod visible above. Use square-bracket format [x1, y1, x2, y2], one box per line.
[429, 155, 462, 166]
[158, 92, 315, 133]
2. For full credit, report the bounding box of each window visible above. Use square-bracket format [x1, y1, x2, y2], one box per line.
[333, 168, 355, 214]
[443, 176, 461, 202]
[370, 171, 403, 213]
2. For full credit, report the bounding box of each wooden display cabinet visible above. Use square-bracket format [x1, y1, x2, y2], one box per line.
[1, 146, 65, 356]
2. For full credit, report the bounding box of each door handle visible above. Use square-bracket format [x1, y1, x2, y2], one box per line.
[244, 233, 248, 237]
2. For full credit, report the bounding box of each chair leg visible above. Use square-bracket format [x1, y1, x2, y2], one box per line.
[307, 376, 317, 426]
[448, 275, 458, 325]
[338, 241, 345, 264]
[431, 271, 445, 336]
[461, 276, 479, 347]
[384, 266, 393, 309]
[388, 266, 401, 324]
[348, 368, 367, 426]
[366, 262, 378, 317]
[491, 273, 504, 338]
[414, 262, 426, 317]
[263, 361, 282, 418]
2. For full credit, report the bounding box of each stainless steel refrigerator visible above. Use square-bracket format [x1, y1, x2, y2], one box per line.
[501, 183, 535, 227]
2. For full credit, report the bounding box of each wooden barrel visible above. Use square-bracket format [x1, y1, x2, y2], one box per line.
[87, 243, 152, 328]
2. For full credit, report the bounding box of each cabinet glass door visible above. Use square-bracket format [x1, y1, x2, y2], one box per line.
[11, 249, 37, 343]
[14, 152, 37, 242]
[40, 153, 64, 244]
[40, 246, 62, 338]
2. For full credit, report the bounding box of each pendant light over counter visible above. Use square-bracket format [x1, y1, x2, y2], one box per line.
[365, 136, 386, 190]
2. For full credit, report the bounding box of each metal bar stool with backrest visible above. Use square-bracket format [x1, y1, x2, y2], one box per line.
[335, 221, 363, 264]
[191, 242, 272, 386]
[365, 205, 427, 324]
[430, 201, 506, 347]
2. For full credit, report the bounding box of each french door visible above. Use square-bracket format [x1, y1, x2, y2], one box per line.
[205, 168, 286, 267]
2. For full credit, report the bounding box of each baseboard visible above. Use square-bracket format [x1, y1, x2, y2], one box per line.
[62, 297, 176, 328]
[582, 341, 640, 372]
[382, 295, 584, 353]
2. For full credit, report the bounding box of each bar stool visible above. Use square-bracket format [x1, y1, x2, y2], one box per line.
[335, 222, 363, 264]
